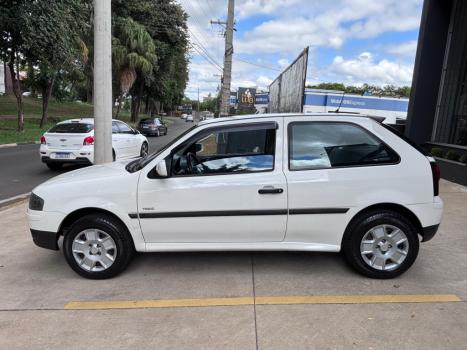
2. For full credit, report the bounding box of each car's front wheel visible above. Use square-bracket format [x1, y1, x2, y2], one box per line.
[63, 214, 134, 279]
[342, 210, 419, 279]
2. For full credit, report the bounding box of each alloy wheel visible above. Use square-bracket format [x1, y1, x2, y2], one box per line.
[71, 229, 117, 272]
[360, 224, 409, 271]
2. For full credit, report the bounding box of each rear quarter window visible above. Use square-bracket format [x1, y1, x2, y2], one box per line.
[49, 123, 93, 133]
[289, 122, 400, 170]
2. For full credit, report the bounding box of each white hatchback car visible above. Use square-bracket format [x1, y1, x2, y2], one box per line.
[40, 119, 148, 170]
[27, 113, 443, 279]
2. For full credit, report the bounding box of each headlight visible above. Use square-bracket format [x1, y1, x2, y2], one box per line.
[29, 193, 44, 211]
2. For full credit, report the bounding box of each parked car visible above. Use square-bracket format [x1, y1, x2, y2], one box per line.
[28, 113, 443, 279]
[181, 113, 187, 119]
[39, 118, 148, 170]
[186, 115, 194, 122]
[137, 118, 168, 137]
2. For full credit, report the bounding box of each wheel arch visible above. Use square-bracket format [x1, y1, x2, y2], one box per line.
[58, 207, 135, 250]
[342, 203, 424, 246]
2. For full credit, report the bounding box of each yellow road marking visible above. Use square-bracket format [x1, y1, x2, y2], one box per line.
[64, 294, 461, 310]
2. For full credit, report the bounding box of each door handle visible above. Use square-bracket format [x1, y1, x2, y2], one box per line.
[258, 187, 284, 194]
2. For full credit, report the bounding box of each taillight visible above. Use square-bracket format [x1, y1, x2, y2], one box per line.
[83, 136, 94, 145]
[430, 162, 440, 196]
[40, 136, 46, 145]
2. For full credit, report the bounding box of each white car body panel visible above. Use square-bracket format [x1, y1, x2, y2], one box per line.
[28, 113, 443, 255]
[137, 117, 287, 243]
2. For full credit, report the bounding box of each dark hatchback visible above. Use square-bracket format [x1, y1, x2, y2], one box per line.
[136, 118, 168, 136]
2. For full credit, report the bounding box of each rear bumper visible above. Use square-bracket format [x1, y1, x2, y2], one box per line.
[421, 224, 439, 242]
[30, 229, 59, 250]
[41, 156, 92, 165]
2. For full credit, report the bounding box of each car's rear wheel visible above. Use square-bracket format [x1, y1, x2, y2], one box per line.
[140, 142, 148, 157]
[46, 162, 63, 171]
[342, 210, 419, 279]
[63, 214, 134, 279]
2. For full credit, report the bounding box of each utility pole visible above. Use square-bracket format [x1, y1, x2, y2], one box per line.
[93, 0, 113, 164]
[211, 0, 234, 117]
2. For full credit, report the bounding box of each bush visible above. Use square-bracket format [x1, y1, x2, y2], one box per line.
[431, 147, 445, 158]
[460, 154, 467, 164]
[446, 150, 461, 161]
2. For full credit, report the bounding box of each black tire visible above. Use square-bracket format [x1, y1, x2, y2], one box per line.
[342, 210, 419, 279]
[112, 149, 116, 162]
[156, 129, 160, 137]
[140, 142, 148, 157]
[63, 214, 134, 279]
[46, 162, 63, 171]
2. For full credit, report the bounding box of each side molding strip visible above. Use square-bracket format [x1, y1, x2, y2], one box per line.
[129, 208, 349, 219]
[289, 208, 349, 215]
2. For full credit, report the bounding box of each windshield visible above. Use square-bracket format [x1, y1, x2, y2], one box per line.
[126, 125, 198, 173]
[49, 123, 93, 133]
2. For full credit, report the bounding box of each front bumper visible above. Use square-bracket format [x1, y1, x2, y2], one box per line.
[30, 229, 59, 250]
[27, 209, 65, 250]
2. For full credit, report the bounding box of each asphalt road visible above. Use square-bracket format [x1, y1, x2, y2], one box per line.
[0, 117, 194, 201]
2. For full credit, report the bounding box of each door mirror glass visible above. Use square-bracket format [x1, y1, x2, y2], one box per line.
[155, 160, 168, 177]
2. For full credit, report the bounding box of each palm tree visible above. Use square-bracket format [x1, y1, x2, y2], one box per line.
[112, 18, 157, 120]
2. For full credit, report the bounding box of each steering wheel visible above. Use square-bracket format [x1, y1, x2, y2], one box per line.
[186, 152, 200, 174]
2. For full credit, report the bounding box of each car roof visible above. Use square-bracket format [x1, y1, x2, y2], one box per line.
[57, 118, 131, 125]
[197, 112, 383, 126]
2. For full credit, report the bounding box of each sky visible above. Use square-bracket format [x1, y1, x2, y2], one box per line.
[177, 0, 423, 100]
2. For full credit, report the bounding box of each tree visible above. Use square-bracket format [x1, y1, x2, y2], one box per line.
[0, 0, 27, 131]
[306, 82, 411, 98]
[113, 0, 189, 118]
[21, 0, 91, 127]
[112, 17, 157, 120]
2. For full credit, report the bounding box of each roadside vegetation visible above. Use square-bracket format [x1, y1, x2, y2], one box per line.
[0, 0, 189, 143]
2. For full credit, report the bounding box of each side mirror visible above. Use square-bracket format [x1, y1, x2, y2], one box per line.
[155, 160, 168, 178]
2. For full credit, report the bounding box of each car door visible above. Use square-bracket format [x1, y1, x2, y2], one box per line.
[111, 121, 127, 159]
[137, 118, 288, 243]
[116, 121, 138, 157]
[283, 116, 401, 247]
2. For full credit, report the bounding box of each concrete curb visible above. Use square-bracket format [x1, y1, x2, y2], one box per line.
[0, 192, 30, 210]
[0, 141, 40, 149]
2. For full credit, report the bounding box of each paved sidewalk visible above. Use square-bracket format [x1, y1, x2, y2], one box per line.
[0, 180, 466, 349]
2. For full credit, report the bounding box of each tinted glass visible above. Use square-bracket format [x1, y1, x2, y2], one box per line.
[289, 122, 399, 170]
[172, 126, 276, 176]
[117, 122, 133, 133]
[49, 123, 93, 134]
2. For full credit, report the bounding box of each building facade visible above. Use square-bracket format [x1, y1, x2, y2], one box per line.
[407, 0, 467, 148]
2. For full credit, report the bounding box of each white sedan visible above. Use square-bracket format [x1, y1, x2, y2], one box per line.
[39, 119, 148, 170]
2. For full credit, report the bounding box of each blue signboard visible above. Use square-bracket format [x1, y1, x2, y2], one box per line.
[255, 94, 269, 105]
[303, 93, 408, 112]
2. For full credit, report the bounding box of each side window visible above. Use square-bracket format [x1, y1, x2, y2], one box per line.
[289, 122, 399, 170]
[172, 124, 276, 176]
[112, 122, 119, 134]
[155, 118, 162, 126]
[117, 122, 133, 134]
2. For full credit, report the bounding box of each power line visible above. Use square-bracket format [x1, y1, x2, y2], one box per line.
[235, 57, 282, 72]
[188, 28, 223, 69]
[189, 44, 223, 72]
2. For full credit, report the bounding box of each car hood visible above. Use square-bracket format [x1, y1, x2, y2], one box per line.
[36, 160, 135, 189]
